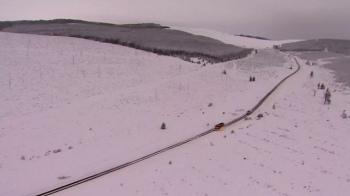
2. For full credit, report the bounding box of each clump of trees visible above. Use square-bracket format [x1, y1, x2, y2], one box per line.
[249, 76, 256, 82]
[318, 83, 325, 90]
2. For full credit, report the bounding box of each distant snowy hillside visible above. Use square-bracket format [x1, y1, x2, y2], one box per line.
[172, 27, 302, 49]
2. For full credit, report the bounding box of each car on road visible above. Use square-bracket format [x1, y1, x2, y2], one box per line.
[214, 122, 225, 131]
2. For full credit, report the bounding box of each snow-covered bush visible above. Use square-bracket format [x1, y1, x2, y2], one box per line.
[341, 110, 347, 118]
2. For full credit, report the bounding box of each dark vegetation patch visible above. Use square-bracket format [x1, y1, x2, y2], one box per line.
[323, 57, 350, 87]
[294, 51, 350, 87]
[295, 51, 347, 61]
[0, 19, 252, 63]
[280, 39, 350, 55]
[235, 34, 270, 40]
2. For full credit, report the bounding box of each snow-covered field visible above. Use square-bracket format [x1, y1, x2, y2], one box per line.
[1, 32, 350, 196]
[171, 27, 302, 49]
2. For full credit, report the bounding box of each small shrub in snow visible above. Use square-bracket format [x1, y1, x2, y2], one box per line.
[341, 110, 347, 119]
[310, 71, 314, 78]
[272, 104, 276, 109]
[161, 122, 166, 129]
[252, 77, 256, 82]
[68, 146, 73, 150]
[208, 103, 213, 107]
[58, 176, 70, 180]
[320, 83, 325, 90]
[20, 156, 25, 160]
[317, 83, 320, 89]
[249, 76, 252, 82]
[53, 149, 61, 153]
[222, 70, 227, 75]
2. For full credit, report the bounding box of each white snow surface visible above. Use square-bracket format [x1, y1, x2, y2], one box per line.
[1, 32, 350, 196]
[171, 27, 302, 49]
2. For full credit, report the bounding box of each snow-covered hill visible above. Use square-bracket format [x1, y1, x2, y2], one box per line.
[0, 32, 349, 196]
[172, 27, 302, 49]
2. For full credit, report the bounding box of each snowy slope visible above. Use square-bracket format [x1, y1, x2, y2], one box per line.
[1, 32, 349, 196]
[171, 27, 302, 49]
[53, 56, 350, 196]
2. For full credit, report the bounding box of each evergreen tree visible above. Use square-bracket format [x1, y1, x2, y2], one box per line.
[324, 89, 331, 104]
[161, 122, 166, 129]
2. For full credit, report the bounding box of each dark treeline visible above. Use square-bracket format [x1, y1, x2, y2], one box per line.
[0, 19, 169, 31]
[236, 34, 270, 40]
[65, 33, 252, 63]
[279, 48, 325, 52]
[0, 19, 116, 30]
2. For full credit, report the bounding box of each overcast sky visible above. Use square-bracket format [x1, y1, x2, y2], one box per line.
[1, 0, 349, 40]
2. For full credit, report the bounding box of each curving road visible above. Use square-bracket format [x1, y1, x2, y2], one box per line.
[36, 56, 301, 196]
